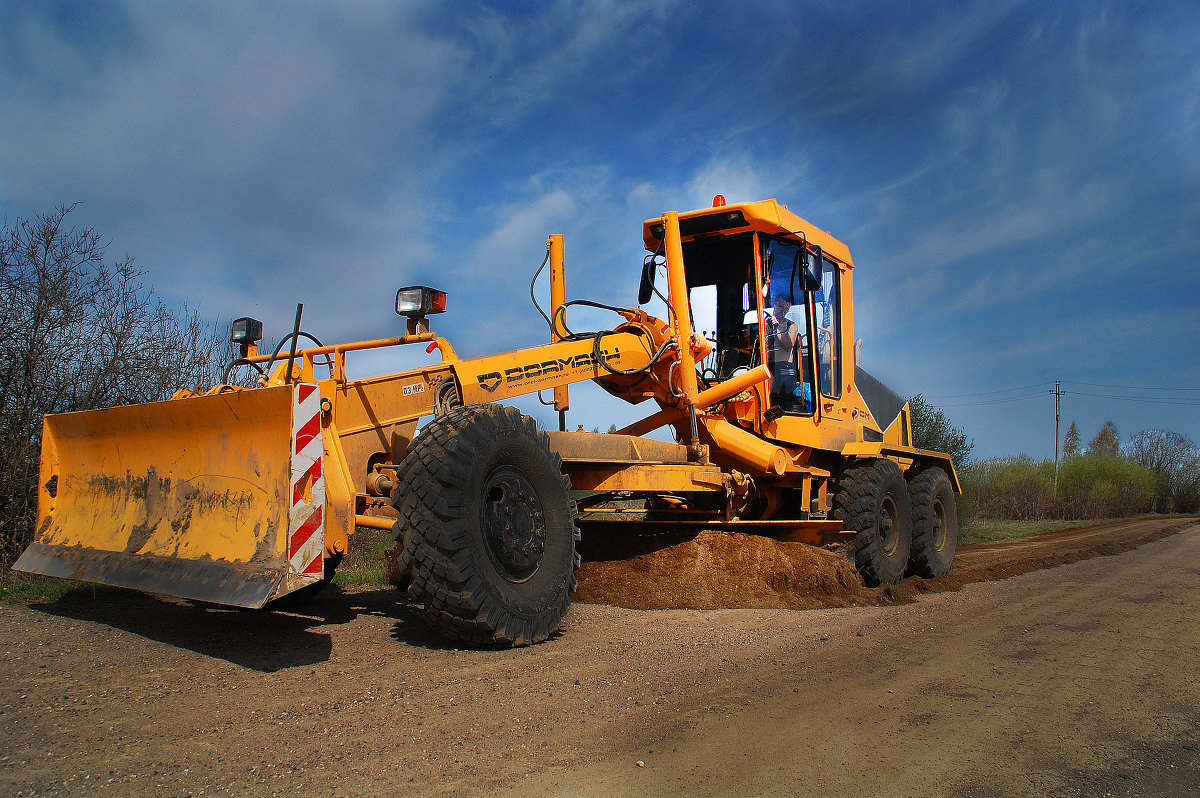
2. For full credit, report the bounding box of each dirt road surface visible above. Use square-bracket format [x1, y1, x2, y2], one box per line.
[3, 518, 1197, 797]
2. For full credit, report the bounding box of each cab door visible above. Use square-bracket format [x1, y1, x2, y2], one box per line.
[760, 235, 853, 449]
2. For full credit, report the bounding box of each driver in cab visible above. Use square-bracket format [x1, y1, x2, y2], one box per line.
[767, 295, 803, 411]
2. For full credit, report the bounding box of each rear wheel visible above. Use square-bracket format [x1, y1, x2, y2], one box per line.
[393, 405, 579, 647]
[834, 459, 912, 586]
[907, 467, 958, 578]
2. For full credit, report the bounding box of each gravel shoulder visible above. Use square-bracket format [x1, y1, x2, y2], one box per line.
[2, 518, 1197, 797]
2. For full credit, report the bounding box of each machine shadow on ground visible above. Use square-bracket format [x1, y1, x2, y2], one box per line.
[30, 583, 455, 670]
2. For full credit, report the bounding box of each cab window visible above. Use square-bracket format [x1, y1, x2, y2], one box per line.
[763, 238, 814, 415]
[680, 234, 758, 384]
[814, 256, 841, 399]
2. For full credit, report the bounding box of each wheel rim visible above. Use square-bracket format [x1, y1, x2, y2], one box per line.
[931, 496, 946, 550]
[481, 467, 546, 583]
[878, 494, 899, 556]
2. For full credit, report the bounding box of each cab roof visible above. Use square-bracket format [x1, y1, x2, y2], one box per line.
[642, 198, 854, 266]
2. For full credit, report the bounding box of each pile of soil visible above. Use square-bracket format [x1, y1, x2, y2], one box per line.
[574, 529, 874, 610]
[385, 518, 1197, 612]
[386, 528, 877, 610]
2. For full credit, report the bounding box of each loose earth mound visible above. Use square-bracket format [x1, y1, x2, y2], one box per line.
[385, 518, 1196, 611]
[573, 529, 874, 610]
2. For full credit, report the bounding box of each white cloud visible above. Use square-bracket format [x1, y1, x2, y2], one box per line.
[0, 2, 473, 340]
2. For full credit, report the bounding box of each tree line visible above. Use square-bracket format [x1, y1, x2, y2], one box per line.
[1, 205, 234, 565]
[909, 395, 1200, 522]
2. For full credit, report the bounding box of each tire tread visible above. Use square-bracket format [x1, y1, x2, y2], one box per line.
[833, 459, 912, 586]
[907, 466, 958, 578]
[390, 405, 579, 646]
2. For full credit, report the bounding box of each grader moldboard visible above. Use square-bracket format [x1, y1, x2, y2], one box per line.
[15, 198, 959, 647]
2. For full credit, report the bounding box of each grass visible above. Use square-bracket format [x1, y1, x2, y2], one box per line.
[958, 513, 1199, 545]
[958, 518, 1098, 545]
[333, 522, 395, 589]
[0, 571, 115, 605]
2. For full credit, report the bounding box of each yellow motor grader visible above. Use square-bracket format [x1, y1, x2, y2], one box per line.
[15, 197, 959, 646]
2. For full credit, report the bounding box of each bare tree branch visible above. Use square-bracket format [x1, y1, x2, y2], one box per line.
[1, 205, 234, 564]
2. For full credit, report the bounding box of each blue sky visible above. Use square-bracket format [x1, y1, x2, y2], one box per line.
[2, 0, 1198, 460]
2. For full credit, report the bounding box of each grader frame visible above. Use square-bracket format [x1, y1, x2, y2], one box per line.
[16, 198, 959, 646]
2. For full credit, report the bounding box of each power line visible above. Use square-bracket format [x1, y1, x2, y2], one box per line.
[939, 390, 1200, 408]
[930, 380, 1200, 408]
[1063, 380, 1200, 392]
[1066, 390, 1200, 406]
[924, 383, 1046, 399]
[937, 392, 1046, 408]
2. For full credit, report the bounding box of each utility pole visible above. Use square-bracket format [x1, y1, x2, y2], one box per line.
[1049, 380, 1064, 494]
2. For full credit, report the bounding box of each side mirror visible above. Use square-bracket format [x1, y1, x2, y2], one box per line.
[800, 244, 823, 292]
[638, 259, 657, 305]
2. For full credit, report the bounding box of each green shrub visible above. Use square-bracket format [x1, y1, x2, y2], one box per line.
[1057, 455, 1155, 519]
[962, 456, 1055, 520]
[961, 453, 1157, 521]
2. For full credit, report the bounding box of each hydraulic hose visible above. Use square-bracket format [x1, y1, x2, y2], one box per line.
[592, 330, 675, 378]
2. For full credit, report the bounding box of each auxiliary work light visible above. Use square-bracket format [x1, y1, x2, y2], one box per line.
[395, 286, 448, 318]
[230, 316, 263, 358]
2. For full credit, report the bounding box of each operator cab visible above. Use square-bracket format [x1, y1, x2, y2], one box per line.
[678, 233, 758, 381]
[680, 232, 842, 420]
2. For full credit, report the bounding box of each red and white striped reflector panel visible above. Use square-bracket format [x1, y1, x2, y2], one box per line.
[288, 383, 326, 576]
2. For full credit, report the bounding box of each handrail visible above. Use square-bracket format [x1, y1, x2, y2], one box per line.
[239, 331, 439, 364]
[242, 331, 447, 385]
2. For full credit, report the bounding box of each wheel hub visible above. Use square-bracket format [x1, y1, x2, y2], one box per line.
[481, 468, 546, 582]
[878, 495, 899, 556]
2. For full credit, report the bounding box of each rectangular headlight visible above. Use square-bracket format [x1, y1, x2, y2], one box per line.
[396, 286, 447, 318]
[230, 317, 263, 345]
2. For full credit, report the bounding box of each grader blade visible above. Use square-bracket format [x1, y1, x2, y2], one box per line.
[13, 384, 328, 608]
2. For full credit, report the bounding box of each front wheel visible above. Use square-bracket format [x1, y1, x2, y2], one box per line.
[393, 405, 579, 647]
[834, 459, 912, 586]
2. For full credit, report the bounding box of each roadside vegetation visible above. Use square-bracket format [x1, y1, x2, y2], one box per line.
[908, 396, 1200, 526]
[334, 525, 394, 589]
[961, 518, 1125, 545]
[955, 425, 1200, 525]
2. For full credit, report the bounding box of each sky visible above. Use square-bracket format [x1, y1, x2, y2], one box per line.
[2, 0, 1198, 461]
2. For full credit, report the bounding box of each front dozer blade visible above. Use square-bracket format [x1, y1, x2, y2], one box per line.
[13, 384, 328, 608]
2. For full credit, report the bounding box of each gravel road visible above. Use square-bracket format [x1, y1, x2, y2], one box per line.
[2, 518, 1197, 797]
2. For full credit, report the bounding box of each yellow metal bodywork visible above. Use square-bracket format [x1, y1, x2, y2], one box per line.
[15, 327, 662, 606]
[18, 386, 314, 607]
[452, 332, 654, 407]
[545, 430, 725, 493]
[548, 234, 570, 413]
[16, 197, 959, 606]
